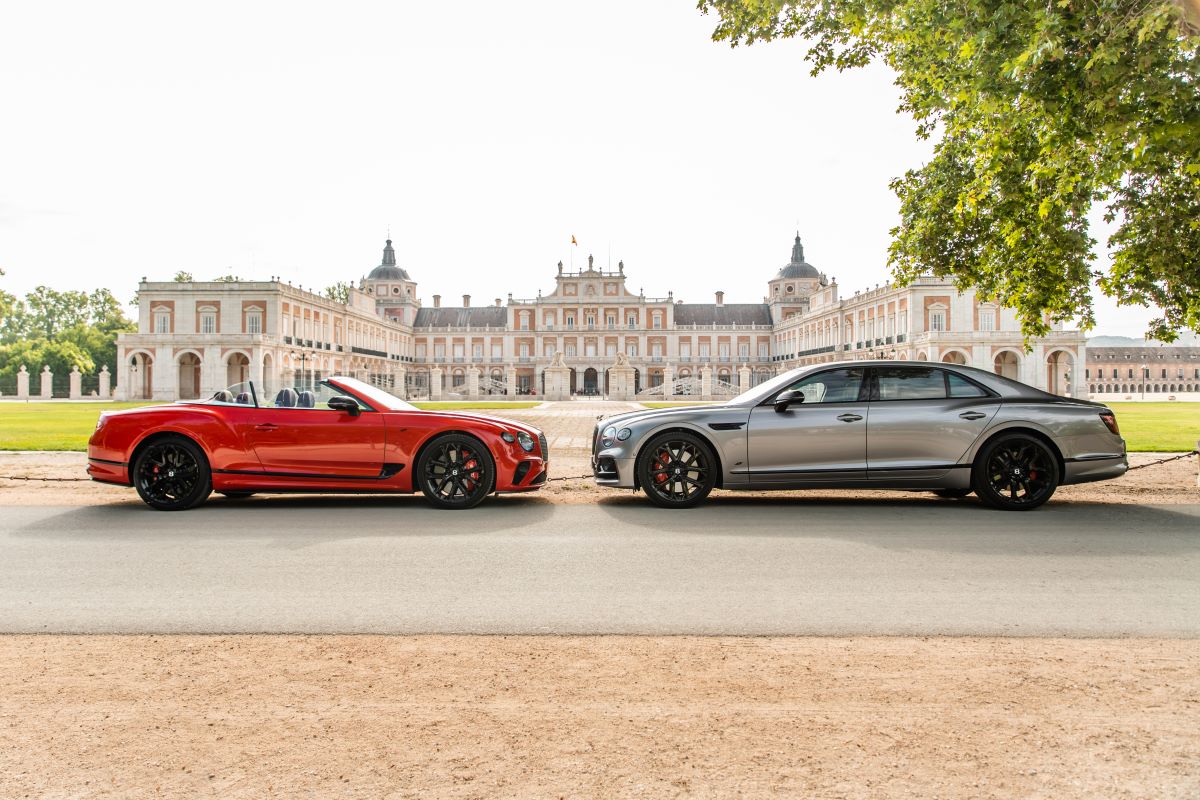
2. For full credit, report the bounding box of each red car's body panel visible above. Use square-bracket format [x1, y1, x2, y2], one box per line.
[87, 378, 547, 496]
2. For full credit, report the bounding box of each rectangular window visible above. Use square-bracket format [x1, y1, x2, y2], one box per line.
[585, 342, 597, 356]
[699, 343, 710, 358]
[566, 343, 576, 356]
[154, 313, 170, 333]
[875, 367, 946, 400]
[626, 343, 638, 356]
[201, 314, 215, 334]
[784, 367, 865, 404]
[606, 343, 617, 356]
[491, 344, 502, 359]
[929, 311, 946, 332]
[979, 313, 995, 332]
[247, 314, 262, 334]
[627, 315, 637, 328]
[738, 344, 750, 358]
[472, 344, 483, 359]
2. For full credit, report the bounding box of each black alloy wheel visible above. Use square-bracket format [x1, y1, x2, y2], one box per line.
[972, 434, 1060, 510]
[933, 488, 973, 499]
[417, 433, 495, 510]
[637, 432, 717, 509]
[132, 435, 212, 511]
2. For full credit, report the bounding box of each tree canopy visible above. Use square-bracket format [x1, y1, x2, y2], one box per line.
[0, 278, 135, 381]
[700, 0, 1200, 340]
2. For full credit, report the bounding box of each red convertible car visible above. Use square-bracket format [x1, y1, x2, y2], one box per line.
[87, 376, 548, 511]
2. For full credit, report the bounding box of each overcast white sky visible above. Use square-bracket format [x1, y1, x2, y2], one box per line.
[0, 1, 1156, 336]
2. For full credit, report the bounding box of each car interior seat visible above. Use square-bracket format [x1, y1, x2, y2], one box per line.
[274, 388, 298, 407]
[235, 392, 251, 405]
[212, 390, 234, 403]
[297, 390, 316, 408]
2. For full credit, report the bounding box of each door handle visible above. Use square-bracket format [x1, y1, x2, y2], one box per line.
[254, 423, 278, 431]
[836, 413, 863, 423]
[959, 411, 986, 420]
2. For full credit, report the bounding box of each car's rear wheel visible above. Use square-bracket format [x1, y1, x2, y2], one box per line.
[637, 432, 717, 509]
[133, 435, 212, 511]
[972, 433, 1059, 510]
[933, 488, 973, 499]
[417, 433, 495, 510]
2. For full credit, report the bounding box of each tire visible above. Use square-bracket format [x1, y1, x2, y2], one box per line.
[218, 491, 255, 499]
[933, 488, 973, 499]
[971, 433, 1059, 511]
[416, 433, 496, 510]
[132, 435, 212, 511]
[636, 431, 718, 509]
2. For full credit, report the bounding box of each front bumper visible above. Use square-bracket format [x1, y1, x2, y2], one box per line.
[592, 451, 637, 488]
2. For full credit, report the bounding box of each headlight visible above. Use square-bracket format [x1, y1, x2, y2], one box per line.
[501, 432, 516, 443]
[616, 428, 632, 441]
[601, 425, 617, 447]
[516, 431, 535, 452]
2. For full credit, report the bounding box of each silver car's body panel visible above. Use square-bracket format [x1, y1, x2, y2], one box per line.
[592, 361, 1127, 492]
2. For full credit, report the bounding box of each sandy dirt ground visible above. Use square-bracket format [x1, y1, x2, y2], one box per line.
[2, 636, 1198, 799]
[1, 449, 1195, 507]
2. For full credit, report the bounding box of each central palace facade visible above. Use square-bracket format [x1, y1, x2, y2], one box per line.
[116, 235, 1087, 401]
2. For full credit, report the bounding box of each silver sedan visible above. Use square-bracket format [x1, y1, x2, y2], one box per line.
[592, 361, 1127, 510]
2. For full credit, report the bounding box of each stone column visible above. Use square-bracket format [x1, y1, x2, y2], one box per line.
[701, 365, 713, 401]
[542, 358, 571, 400]
[69, 366, 82, 399]
[393, 365, 407, 399]
[430, 366, 444, 400]
[151, 347, 173, 400]
[250, 347, 264, 392]
[16, 365, 29, 399]
[466, 367, 481, 400]
[607, 356, 636, 401]
[662, 364, 674, 401]
[738, 365, 751, 393]
[40, 365, 53, 398]
[99, 365, 111, 398]
[505, 367, 517, 397]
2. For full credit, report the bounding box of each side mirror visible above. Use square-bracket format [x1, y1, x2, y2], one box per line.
[327, 396, 361, 416]
[774, 389, 804, 413]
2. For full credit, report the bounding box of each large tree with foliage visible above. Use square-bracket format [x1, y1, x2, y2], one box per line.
[700, 0, 1200, 339]
[0, 279, 135, 377]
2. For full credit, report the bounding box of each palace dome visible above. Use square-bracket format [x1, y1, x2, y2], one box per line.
[368, 239, 411, 281]
[775, 234, 820, 280]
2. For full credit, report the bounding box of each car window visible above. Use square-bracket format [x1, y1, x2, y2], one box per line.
[779, 368, 865, 404]
[874, 367, 946, 400]
[947, 372, 988, 398]
[265, 382, 370, 410]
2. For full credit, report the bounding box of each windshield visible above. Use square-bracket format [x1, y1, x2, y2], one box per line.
[727, 367, 808, 405]
[327, 376, 418, 411]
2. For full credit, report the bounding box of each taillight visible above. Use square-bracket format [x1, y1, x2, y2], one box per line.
[1099, 411, 1120, 435]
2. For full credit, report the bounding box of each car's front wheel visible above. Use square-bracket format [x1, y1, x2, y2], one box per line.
[132, 435, 212, 511]
[972, 433, 1059, 510]
[417, 433, 495, 510]
[636, 432, 717, 509]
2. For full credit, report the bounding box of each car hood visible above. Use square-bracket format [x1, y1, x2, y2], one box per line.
[595, 403, 735, 429]
[414, 410, 542, 436]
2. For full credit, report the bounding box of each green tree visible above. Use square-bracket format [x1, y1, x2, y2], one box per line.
[323, 282, 352, 304]
[211, 273, 242, 282]
[0, 338, 94, 381]
[700, 0, 1200, 340]
[173, 270, 194, 282]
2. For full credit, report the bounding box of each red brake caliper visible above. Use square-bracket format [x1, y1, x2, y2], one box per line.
[653, 449, 670, 483]
[462, 449, 480, 487]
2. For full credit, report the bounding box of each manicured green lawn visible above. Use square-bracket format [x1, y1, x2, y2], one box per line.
[1104, 403, 1200, 452]
[0, 399, 1192, 452]
[639, 401, 718, 409]
[411, 402, 541, 410]
[0, 400, 542, 451]
[0, 402, 162, 451]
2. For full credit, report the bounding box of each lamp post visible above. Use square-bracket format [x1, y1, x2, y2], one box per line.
[292, 351, 308, 391]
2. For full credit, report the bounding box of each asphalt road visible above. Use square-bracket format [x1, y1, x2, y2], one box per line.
[1, 496, 1198, 636]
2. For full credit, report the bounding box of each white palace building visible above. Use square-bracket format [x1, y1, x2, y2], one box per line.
[116, 235, 1086, 402]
